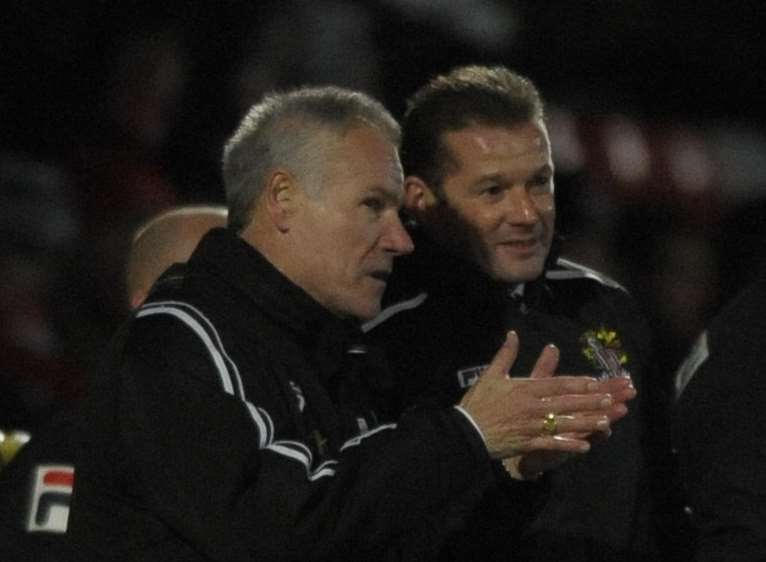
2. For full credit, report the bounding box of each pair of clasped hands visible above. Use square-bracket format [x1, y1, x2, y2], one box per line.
[459, 331, 636, 479]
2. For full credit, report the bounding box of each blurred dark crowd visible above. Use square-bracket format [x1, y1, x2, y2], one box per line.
[2, 0, 766, 433]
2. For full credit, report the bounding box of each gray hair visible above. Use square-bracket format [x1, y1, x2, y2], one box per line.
[222, 86, 400, 232]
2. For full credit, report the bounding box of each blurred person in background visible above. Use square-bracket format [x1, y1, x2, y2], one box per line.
[55, 15, 190, 382]
[673, 200, 766, 560]
[125, 205, 227, 309]
[0, 153, 82, 433]
[674, 262, 766, 561]
[0, 204, 226, 559]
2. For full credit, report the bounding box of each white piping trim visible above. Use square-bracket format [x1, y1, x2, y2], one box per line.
[142, 301, 246, 399]
[257, 406, 275, 445]
[362, 292, 428, 332]
[453, 406, 487, 447]
[274, 438, 313, 460]
[136, 306, 234, 395]
[267, 442, 312, 465]
[547, 258, 625, 292]
[265, 442, 339, 480]
[675, 331, 709, 399]
[136, 300, 391, 481]
[245, 402, 269, 448]
[309, 466, 339, 481]
[137, 303, 271, 447]
[340, 423, 397, 451]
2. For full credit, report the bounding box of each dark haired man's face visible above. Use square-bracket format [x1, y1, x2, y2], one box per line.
[418, 121, 555, 283]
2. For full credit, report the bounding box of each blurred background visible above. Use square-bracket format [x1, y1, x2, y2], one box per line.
[2, 0, 765, 433]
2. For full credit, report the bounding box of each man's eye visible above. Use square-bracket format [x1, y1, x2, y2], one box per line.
[362, 197, 385, 212]
[482, 185, 503, 197]
[530, 175, 552, 193]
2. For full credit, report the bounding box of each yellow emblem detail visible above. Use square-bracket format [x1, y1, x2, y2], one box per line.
[581, 327, 629, 377]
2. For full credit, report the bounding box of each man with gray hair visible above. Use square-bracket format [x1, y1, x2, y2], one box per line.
[65, 86, 622, 561]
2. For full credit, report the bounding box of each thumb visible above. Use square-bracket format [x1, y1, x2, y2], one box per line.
[529, 344, 559, 380]
[482, 331, 519, 381]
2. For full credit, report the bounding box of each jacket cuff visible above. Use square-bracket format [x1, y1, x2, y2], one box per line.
[452, 405, 487, 449]
[448, 406, 491, 465]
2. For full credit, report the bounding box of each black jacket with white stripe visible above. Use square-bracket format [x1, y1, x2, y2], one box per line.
[66, 228, 493, 561]
[367, 232, 660, 561]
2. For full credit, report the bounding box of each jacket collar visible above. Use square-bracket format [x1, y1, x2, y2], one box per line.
[188, 228, 362, 378]
[392, 228, 554, 311]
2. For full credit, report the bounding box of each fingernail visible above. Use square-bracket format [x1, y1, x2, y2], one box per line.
[587, 380, 600, 392]
[600, 395, 613, 408]
[597, 417, 610, 429]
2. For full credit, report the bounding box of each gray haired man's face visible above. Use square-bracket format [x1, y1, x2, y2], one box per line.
[289, 126, 414, 320]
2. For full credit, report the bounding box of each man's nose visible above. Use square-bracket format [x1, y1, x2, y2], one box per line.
[383, 215, 415, 255]
[504, 187, 540, 224]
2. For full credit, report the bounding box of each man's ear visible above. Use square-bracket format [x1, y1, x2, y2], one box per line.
[404, 175, 439, 215]
[264, 170, 301, 232]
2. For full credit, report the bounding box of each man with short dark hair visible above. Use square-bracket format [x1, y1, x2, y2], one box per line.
[368, 65, 658, 560]
[62, 85, 624, 561]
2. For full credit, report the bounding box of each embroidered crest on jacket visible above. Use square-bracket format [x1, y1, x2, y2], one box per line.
[580, 327, 629, 378]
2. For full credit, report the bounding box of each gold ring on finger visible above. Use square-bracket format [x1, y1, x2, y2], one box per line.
[542, 412, 558, 435]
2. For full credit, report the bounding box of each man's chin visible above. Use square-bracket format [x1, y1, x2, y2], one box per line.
[356, 305, 381, 323]
[337, 300, 381, 323]
[488, 262, 545, 284]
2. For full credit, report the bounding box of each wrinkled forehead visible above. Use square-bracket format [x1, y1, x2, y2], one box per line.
[321, 126, 403, 184]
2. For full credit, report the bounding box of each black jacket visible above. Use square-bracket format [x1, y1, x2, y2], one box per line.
[367, 232, 658, 561]
[674, 272, 766, 561]
[66, 228, 494, 561]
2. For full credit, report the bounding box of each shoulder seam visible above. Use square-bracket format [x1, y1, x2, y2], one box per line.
[546, 258, 627, 292]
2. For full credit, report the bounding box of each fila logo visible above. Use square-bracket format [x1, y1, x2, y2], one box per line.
[456, 365, 488, 389]
[26, 464, 75, 534]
